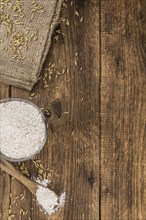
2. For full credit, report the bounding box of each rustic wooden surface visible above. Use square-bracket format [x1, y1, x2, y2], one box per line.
[0, 0, 145, 219]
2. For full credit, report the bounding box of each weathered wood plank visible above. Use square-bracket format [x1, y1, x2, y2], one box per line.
[101, 0, 146, 219]
[61, 1, 100, 219]
[31, 0, 100, 219]
[0, 83, 11, 220]
[1, 0, 100, 219]
[7, 88, 32, 220]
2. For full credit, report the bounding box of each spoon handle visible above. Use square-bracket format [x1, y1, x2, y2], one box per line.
[1, 157, 19, 170]
[0, 159, 36, 195]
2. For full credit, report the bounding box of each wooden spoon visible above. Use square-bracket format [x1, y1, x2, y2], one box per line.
[0, 158, 65, 219]
[0, 158, 58, 197]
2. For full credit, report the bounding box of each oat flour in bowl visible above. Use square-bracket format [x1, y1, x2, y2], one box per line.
[0, 99, 46, 161]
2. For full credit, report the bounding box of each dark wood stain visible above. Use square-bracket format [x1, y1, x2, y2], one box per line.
[0, 0, 146, 220]
[51, 99, 62, 119]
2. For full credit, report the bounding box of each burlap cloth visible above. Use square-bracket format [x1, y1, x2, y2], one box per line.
[0, 0, 62, 90]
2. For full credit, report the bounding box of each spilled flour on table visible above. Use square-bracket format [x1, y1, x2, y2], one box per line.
[36, 186, 66, 216]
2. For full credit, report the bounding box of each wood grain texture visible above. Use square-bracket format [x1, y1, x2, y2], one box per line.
[0, 0, 100, 219]
[100, 0, 146, 219]
[0, 0, 146, 220]
[0, 84, 11, 220]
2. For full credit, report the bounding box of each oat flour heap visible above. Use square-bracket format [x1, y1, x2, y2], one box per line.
[36, 186, 66, 216]
[0, 100, 46, 159]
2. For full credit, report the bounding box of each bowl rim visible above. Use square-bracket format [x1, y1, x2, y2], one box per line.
[0, 97, 47, 162]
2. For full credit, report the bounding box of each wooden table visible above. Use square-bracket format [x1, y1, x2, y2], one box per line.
[0, 0, 146, 219]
